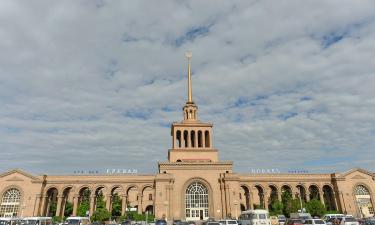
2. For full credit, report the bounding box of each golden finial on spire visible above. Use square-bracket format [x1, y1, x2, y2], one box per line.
[185, 50, 193, 103]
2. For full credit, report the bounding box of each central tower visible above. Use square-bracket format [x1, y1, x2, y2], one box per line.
[168, 51, 219, 162]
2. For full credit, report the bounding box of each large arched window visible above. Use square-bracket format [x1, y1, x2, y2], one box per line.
[0, 188, 21, 217]
[185, 182, 208, 220]
[355, 185, 370, 195]
[354, 185, 374, 217]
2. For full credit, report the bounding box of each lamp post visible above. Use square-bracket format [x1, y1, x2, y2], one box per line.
[234, 200, 238, 220]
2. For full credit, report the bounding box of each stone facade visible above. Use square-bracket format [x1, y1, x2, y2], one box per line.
[1, 56, 374, 220]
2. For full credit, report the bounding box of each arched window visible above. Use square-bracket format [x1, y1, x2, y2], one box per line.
[176, 130, 182, 148]
[198, 131, 203, 148]
[183, 130, 188, 148]
[0, 188, 21, 217]
[355, 185, 370, 195]
[354, 185, 374, 217]
[205, 131, 210, 148]
[185, 182, 209, 220]
[191, 130, 196, 148]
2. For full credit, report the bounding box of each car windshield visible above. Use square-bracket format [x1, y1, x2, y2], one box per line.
[314, 220, 325, 224]
[207, 223, 220, 225]
[67, 220, 79, 225]
[259, 214, 267, 220]
[156, 221, 166, 223]
[344, 218, 356, 222]
[23, 221, 38, 225]
[228, 221, 237, 224]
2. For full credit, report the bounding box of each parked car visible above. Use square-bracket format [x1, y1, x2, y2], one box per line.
[219, 220, 239, 225]
[286, 219, 303, 225]
[326, 218, 343, 225]
[121, 221, 132, 225]
[304, 219, 326, 225]
[177, 222, 189, 225]
[173, 220, 181, 225]
[278, 215, 286, 225]
[187, 221, 196, 225]
[364, 218, 375, 225]
[155, 220, 167, 225]
[205, 222, 221, 225]
[340, 217, 359, 225]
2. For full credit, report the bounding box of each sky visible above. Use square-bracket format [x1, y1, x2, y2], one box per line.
[0, 0, 375, 175]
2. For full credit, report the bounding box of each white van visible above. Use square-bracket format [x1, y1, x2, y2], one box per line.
[290, 213, 312, 221]
[0, 218, 23, 225]
[22, 217, 52, 225]
[239, 209, 271, 225]
[65, 217, 90, 225]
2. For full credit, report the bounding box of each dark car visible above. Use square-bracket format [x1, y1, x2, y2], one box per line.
[121, 221, 131, 225]
[286, 219, 303, 225]
[177, 222, 189, 225]
[156, 220, 167, 225]
[364, 219, 375, 225]
[173, 220, 181, 225]
[187, 221, 196, 225]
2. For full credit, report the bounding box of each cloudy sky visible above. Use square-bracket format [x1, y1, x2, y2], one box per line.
[1, 0, 375, 175]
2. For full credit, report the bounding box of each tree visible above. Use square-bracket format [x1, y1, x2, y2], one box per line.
[64, 201, 73, 217]
[270, 200, 284, 216]
[91, 193, 111, 222]
[281, 191, 301, 217]
[306, 199, 326, 217]
[111, 193, 122, 217]
[77, 189, 90, 217]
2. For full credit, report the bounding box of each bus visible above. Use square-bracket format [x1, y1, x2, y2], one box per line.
[22, 217, 52, 225]
[239, 209, 271, 225]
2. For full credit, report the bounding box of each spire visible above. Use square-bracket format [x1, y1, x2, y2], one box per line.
[185, 51, 193, 103]
[182, 51, 198, 122]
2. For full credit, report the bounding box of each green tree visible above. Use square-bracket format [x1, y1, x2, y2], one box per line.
[91, 193, 111, 222]
[64, 201, 73, 217]
[306, 199, 326, 217]
[270, 200, 284, 216]
[111, 193, 122, 217]
[77, 189, 90, 217]
[281, 191, 301, 217]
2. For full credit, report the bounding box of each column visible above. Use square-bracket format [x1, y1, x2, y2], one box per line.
[194, 130, 198, 148]
[278, 190, 282, 202]
[121, 194, 127, 216]
[319, 191, 325, 205]
[202, 130, 206, 148]
[40, 196, 48, 216]
[55, 195, 63, 217]
[225, 185, 231, 217]
[90, 194, 96, 215]
[72, 195, 79, 216]
[187, 131, 191, 148]
[250, 191, 254, 210]
[220, 182, 227, 219]
[264, 192, 269, 210]
[306, 191, 310, 202]
[138, 194, 143, 214]
[106, 194, 112, 211]
[34, 194, 41, 216]
[45, 196, 51, 216]
[61, 197, 67, 218]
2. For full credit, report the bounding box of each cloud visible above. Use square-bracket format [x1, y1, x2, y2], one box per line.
[0, 0, 375, 174]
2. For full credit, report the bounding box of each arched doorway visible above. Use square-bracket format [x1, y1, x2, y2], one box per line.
[0, 188, 21, 217]
[254, 185, 264, 209]
[240, 185, 250, 210]
[354, 185, 374, 218]
[323, 185, 336, 211]
[309, 185, 320, 200]
[185, 182, 209, 221]
[45, 187, 58, 216]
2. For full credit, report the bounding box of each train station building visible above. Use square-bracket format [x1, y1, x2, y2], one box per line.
[1, 56, 374, 220]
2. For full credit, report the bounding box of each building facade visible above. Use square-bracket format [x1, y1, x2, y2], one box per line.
[1, 55, 374, 220]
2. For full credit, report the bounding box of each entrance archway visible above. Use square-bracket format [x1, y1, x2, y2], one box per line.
[354, 185, 374, 218]
[185, 182, 209, 221]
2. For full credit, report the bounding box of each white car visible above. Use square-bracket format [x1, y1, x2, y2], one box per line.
[340, 217, 359, 225]
[219, 220, 238, 225]
[304, 219, 326, 225]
